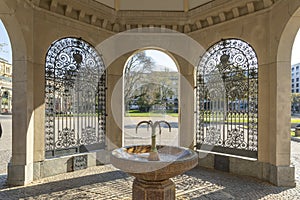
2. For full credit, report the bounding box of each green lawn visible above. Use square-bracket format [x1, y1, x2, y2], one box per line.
[126, 111, 300, 138]
[126, 112, 300, 125]
[125, 111, 178, 117]
[291, 118, 300, 124]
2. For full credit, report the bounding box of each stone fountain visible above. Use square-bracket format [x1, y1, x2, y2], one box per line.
[111, 120, 198, 200]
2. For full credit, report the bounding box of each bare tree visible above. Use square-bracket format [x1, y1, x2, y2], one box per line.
[124, 51, 155, 109]
[292, 93, 300, 113]
[0, 43, 7, 53]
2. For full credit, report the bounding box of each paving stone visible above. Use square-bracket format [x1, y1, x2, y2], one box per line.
[0, 162, 299, 200]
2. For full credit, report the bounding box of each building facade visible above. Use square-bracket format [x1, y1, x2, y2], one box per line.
[292, 63, 300, 93]
[0, 57, 12, 113]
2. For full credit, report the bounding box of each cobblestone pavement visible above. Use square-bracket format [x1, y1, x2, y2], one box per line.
[0, 163, 299, 200]
[124, 116, 179, 146]
[292, 140, 300, 183]
[0, 115, 12, 174]
[0, 141, 299, 200]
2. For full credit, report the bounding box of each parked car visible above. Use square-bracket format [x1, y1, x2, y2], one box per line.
[129, 105, 139, 110]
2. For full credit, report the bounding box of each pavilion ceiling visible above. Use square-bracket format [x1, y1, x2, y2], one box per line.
[93, 0, 214, 12]
[34, 0, 276, 33]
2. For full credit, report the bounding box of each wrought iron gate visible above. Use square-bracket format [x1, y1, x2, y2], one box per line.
[196, 39, 258, 158]
[45, 37, 106, 158]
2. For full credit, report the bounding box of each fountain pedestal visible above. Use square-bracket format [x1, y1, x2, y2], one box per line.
[133, 178, 175, 200]
[111, 145, 198, 200]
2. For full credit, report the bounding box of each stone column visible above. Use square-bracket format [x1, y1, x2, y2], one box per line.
[32, 63, 46, 180]
[266, 61, 295, 187]
[133, 179, 175, 200]
[8, 60, 35, 186]
[106, 55, 128, 150]
[175, 56, 195, 149]
[258, 52, 295, 187]
[262, 0, 299, 186]
[1, 0, 36, 186]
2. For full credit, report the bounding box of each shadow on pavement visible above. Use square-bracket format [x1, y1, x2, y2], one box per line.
[0, 170, 130, 199]
[0, 166, 293, 200]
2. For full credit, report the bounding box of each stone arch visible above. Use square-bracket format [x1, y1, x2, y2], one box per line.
[123, 47, 181, 72]
[44, 37, 107, 158]
[277, 7, 300, 64]
[98, 28, 203, 149]
[96, 28, 205, 72]
[273, 3, 300, 167]
[195, 38, 258, 158]
[0, 0, 33, 186]
[122, 48, 180, 147]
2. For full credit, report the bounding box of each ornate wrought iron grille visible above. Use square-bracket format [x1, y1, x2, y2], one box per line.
[45, 37, 106, 158]
[196, 39, 258, 158]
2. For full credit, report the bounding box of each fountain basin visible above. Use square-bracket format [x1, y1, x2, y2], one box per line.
[111, 145, 198, 181]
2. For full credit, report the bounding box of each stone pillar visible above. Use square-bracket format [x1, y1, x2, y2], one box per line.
[258, 58, 295, 186]
[262, 0, 300, 187]
[175, 56, 195, 149]
[257, 63, 270, 164]
[32, 63, 46, 180]
[8, 60, 35, 186]
[267, 61, 295, 186]
[133, 178, 175, 200]
[106, 55, 128, 150]
[0, 0, 35, 186]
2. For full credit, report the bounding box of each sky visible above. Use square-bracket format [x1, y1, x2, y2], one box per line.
[0, 20, 12, 64]
[145, 50, 178, 72]
[1, 19, 300, 66]
[292, 29, 300, 65]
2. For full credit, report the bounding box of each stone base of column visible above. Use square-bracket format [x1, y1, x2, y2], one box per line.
[198, 152, 296, 187]
[270, 165, 296, 187]
[133, 178, 175, 200]
[7, 162, 33, 186]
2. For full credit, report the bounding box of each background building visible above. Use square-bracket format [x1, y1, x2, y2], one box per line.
[292, 63, 300, 93]
[0, 57, 12, 113]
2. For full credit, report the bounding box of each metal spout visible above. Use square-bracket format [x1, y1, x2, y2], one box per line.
[135, 120, 172, 161]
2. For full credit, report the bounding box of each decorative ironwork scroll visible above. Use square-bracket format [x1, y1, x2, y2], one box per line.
[45, 37, 106, 158]
[196, 39, 258, 158]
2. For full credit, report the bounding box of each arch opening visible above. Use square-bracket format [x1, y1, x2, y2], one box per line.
[0, 19, 12, 175]
[196, 38, 258, 158]
[282, 6, 300, 185]
[44, 37, 107, 158]
[122, 49, 180, 147]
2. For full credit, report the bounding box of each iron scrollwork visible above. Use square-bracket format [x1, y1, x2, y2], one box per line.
[45, 37, 106, 157]
[196, 39, 258, 158]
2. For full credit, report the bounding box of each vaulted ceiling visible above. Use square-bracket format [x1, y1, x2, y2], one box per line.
[94, 0, 214, 11]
